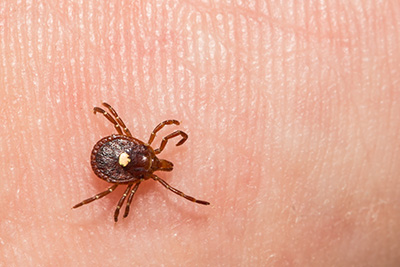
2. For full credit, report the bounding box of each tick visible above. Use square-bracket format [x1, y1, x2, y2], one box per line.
[73, 102, 210, 222]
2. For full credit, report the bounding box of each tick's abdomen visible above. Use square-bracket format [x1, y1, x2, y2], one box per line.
[91, 135, 150, 183]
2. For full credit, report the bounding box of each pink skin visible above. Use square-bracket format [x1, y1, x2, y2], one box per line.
[1, 1, 400, 266]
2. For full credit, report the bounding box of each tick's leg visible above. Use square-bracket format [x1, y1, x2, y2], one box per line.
[148, 120, 180, 145]
[152, 175, 210, 205]
[114, 184, 133, 222]
[73, 184, 118, 209]
[123, 181, 141, 218]
[102, 102, 133, 137]
[154, 130, 188, 154]
[93, 106, 123, 135]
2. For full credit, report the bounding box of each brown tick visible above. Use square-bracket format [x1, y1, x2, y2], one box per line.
[73, 102, 210, 222]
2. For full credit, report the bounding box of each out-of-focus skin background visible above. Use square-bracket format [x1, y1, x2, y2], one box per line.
[1, 1, 399, 266]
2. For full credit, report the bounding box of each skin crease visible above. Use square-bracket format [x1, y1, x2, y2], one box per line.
[0, 0, 399, 266]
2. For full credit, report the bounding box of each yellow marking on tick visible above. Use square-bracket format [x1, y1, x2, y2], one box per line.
[119, 152, 131, 167]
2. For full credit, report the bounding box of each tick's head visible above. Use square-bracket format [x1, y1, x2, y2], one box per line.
[158, 159, 174, 172]
[149, 157, 174, 172]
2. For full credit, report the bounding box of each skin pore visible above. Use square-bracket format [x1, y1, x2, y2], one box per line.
[1, 1, 399, 266]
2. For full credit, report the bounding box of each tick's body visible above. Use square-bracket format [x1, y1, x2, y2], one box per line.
[92, 135, 159, 183]
[73, 102, 210, 222]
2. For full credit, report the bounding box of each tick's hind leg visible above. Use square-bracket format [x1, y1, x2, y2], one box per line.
[152, 175, 210, 205]
[94, 106, 123, 135]
[101, 102, 132, 137]
[73, 184, 118, 209]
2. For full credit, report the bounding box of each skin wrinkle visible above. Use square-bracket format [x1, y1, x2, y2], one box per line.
[1, 0, 400, 266]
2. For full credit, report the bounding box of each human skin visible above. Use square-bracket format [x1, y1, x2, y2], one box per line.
[1, 0, 400, 266]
